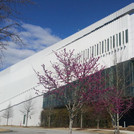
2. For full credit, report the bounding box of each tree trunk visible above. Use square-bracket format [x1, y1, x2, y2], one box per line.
[6, 118, 9, 126]
[69, 115, 73, 134]
[96, 119, 100, 129]
[114, 113, 120, 134]
[48, 114, 51, 128]
[26, 112, 29, 127]
[80, 112, 83, 129]
[48, 107, 51, 128]
[116, 113, 120, 134]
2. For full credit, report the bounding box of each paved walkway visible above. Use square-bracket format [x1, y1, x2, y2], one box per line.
[0, 127, 94, 134]
[0, 127, 134, 134]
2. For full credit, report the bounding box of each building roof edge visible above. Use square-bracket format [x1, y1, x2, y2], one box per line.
[56, 3, 134, 50]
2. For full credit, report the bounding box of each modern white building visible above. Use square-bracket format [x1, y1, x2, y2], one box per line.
[0, 3, 134, 126]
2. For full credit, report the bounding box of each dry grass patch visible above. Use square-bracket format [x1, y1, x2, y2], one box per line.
[0, 128, 10, 132]
[75, 129, 127, 134]
[127, 126, 134, 131]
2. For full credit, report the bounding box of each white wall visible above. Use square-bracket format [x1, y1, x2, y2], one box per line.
[0, 95, 43, 126]
[130, 14, 134, 58]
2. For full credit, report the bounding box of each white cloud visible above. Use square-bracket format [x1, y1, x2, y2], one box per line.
[20, 23, 61, 51]
[1, 23, 61, 70]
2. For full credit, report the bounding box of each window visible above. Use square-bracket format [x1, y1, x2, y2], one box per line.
[116, 34, 118, 47]
[85, 50, 87, 59]
[122, 31, 124, 45]
[85, 49, 88, 59]
[110, 36, 112, 49]
[97, 44, 99, 55]
[83, 50, 85, 61]
[95, 45, 96, 56]
[105, 40, 106, 52]
[102, 41, 104, 54]
[125, 29, 128, 43]
[113, 35, 115, 48]
[100, 42, 101, 54]
[107, 38, 109, 51]
[81, 51, 83, 63]
[102, 41, 104, 53]
[88, 48, 89, 59]
[92, 46, 94, 57]
[119, 32, 121, 46]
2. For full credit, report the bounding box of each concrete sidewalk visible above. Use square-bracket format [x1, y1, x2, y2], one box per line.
[0, 127, 134, 134]
[88, 129, 134, 134]
[120, 130, 134, 134]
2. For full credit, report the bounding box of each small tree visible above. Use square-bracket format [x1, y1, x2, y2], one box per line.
[20, 98, 34, 127]
[2, 104, 13, 125]
[101, 88, 132, 134]
[35, 49, 107, 134]
[103, 51, 133, 134]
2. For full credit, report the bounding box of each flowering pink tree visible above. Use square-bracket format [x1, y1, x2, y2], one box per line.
[35, 49, 106, 134]
[102, 88, 133, 134]
[104, 50, 133, 134]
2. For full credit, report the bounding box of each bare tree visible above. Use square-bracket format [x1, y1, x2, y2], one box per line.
[2, 103, 13, 125]
[20, 98, 35, 127]
[0, 0, 33, 55]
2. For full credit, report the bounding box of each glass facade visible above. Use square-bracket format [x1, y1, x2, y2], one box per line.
[104, 60, 134, 96]
[43, 60, 134, 109]
[43, 94, 65, 109]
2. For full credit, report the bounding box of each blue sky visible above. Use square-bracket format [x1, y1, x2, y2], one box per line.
[1, 0, 134, 70]
[21, 0, 134, 38]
